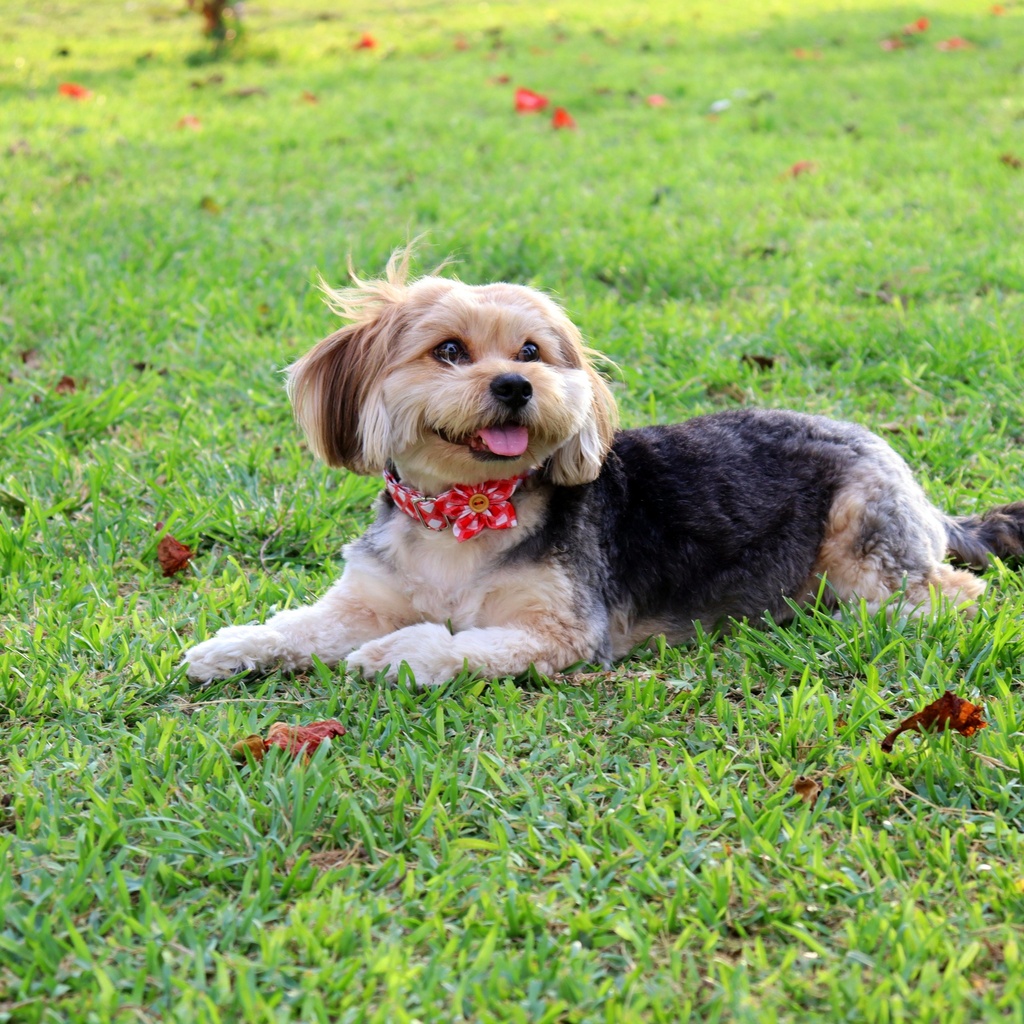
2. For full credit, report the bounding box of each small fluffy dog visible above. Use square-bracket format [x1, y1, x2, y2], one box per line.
[183, 250, 1024, 687]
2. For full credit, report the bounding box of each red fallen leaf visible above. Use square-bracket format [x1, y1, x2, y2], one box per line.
[646, 93, 668, 107]
[354, 32, 377, 50]
[785, 160, 817, 178]
[551, 106, 576, 129]
[992, 4, 1006, 14]
[58, 82, 92, 100]
[514, 87, 549, 113]
[879, 37, 904, 50]
[936, 36, 971, 50]
[265, 720, 347, 758]
[902, 16, 929, 34]
[880, 691, 987, 753]
[1000, 152, 1023, 169]
[157, 533, 195, 577]
[176, 114, 202, 130]
[301, 90, 319, 104]
[55, 374, 77, 394]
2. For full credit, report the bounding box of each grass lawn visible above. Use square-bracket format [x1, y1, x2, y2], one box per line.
[3, 0, 1024, 1020]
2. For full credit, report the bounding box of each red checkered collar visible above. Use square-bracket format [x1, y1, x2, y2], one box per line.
[383, 464, 528, 542]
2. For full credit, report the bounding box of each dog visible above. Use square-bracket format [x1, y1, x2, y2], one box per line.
[183, 248, 1024, 687]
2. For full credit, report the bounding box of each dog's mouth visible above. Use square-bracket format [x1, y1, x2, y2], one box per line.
[436, 425, 531, 461]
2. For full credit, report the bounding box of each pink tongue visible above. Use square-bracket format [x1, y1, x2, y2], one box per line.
[478, 425, 529, 457]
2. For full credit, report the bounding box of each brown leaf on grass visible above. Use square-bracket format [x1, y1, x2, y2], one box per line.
[232, 86, 267, 98]
[706, 382, 748, 404]
[20, 349, 41, 370]
[301, 90, 319, 104]
[1000, 153, 1023, 169]
[199, 195, 221, 214]
[230, 734, 268, 762]
[157, 533, 195, 577]
[265, 719, 347, 758]
[880, 691, 987, 753]
[741, 353, 776, 371]
[55, 374, 78, 394]
[784, 160, 817, 178]
[794, 776, 821, 806]
[177, 114, 202, 130]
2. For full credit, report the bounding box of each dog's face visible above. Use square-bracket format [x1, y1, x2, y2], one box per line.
[287, 253, 616, 488]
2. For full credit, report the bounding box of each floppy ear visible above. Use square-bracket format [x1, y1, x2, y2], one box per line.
[545, 314, 618, 486]
[286, 318, 393, 474]
[287, 248, 417, 474]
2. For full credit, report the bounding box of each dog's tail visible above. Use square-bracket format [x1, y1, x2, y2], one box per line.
[946, 502, 1024, 569]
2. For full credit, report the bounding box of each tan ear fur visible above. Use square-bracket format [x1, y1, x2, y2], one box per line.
[286, 320, 390, 473]
[546, 315, 618, 486]
[287, 249, 416, 473]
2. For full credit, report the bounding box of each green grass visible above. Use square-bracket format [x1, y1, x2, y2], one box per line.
[3, 0, 1024, 1020]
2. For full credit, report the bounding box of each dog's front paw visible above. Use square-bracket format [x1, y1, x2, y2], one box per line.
[347, 624, 468, 688]
[182, 625, 287, 683]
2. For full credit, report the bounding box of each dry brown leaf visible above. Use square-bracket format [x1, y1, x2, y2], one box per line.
[1000, 152, 1023, 170]
[54, 375, 78, 394]
[793, 776, 821, 806]
[157, 533, 195, 577]
[231, 734, 268, 762]
[880, 691, 987, 753]
[199, 195, 221, 215]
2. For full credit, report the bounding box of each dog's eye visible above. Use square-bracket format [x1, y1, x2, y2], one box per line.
[434, 339, 468, 365]
[517, 341, 540, 362]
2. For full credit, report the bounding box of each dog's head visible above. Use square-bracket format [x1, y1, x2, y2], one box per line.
[287, 248, 617, 488]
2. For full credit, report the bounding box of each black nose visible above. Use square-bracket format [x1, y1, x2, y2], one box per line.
[490, 373, 533, 410]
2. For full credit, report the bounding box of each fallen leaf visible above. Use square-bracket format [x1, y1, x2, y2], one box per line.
[20, 348, 41, 370]
[354, 32, 377, 50]
[706, 382, 747, 404]
[1000, 152, 1022, 169]
[490, 74, 511, 84]
[265, 719, 347, 758]
[902, 16, 930, 34]
[301, 90, 319, 104]
[646, 93, 668, 107]
[785, 160, 817, 178]
[880, 691, 987, 753]
[176, 114, 202, 130]
[157, 533, 195, 577]
[55, 374, 77, 394]
[936, 37, 971, 50]
[231, 734, 268, 762]
[551, 106, 576, 129]
[199, 195, 221, 214]
[992, 4, 1006, 14]
[58, 82, 92, 100]
[741, 353, 776, 371]
[792, 47, 822, 59]
[515, 87, 549, 113]
[879, 37, 904, 50]
[794, 776, 821, 806]
[232, 86, 267, 98]
[453, 35, 469, 50]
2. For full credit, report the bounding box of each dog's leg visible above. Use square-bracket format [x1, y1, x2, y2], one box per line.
[815, 449, 986, 616]
[347, 620, 597, 688]
[182, 566, 415, 683]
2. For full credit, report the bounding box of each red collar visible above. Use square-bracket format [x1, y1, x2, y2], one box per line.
[384, 467, 527, 542]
